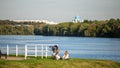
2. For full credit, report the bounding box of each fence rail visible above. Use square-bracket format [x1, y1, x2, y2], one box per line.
[0, 44, 58, 60]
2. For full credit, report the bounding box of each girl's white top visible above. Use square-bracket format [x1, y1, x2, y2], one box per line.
[63, 54, 69, 59]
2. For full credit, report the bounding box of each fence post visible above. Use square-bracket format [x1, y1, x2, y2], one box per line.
[7, 44, 9, 56]
[41, 44, 43, 59]
[16, 45, 18, 56]
[35, 45, 37, 57]
[25, 45, 27, 60]
[45, 45, 47, 58]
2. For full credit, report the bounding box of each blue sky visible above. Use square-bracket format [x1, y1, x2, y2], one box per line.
[0, 0, 120, 22]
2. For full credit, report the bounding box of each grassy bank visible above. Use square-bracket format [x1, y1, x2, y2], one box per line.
[0, 57, 120, 68]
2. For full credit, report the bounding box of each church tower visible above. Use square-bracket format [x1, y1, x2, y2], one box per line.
[73, 16, 80, 23]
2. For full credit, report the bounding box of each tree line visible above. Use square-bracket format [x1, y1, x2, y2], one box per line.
[0, 19, 120, 38]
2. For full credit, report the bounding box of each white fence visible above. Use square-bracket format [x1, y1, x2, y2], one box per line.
[0, 44, 58, 60]
[0, 45, 20, 56]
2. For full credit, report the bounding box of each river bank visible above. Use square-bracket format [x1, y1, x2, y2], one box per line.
[0, 57, 120, 68]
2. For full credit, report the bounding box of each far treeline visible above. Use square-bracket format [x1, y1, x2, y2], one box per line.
[0, 18, 120, 38]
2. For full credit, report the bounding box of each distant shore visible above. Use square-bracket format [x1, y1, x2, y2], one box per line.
[0, 18, 120, 38]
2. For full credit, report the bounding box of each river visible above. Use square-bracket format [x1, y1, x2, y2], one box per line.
[0, 35, 120, 62]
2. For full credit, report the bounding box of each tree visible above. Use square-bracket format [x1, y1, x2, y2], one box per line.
[70, 23, 80, 36]
[78, 23, 89, 36]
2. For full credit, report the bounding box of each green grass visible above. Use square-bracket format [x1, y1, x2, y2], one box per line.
[0, 57, 120, 68]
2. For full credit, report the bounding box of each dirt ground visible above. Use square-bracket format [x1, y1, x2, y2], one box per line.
[1, 56, 25, 60]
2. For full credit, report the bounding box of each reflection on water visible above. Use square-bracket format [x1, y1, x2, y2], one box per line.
[0, 35, 120, 62]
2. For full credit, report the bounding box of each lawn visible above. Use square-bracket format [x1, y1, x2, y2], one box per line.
[0, 57, 120, 68]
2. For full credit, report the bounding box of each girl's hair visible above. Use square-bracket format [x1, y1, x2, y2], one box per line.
[52, 45, 58, 53]
[64, 50, 68, 55]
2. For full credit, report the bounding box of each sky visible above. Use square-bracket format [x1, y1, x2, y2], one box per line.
[0, 0, 120, 22]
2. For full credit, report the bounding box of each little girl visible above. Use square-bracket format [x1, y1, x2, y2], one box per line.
[62, 50, 69, 60]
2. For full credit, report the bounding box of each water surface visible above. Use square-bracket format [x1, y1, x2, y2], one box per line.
[0, 35, 120, 62]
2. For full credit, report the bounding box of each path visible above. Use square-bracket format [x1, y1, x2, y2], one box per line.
[1, 56, 24, 60]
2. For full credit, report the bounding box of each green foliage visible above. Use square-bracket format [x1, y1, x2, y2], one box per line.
[0, 19, 120, 38]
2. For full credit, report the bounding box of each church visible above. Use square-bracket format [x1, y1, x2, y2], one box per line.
[72, 16, 80, 23]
